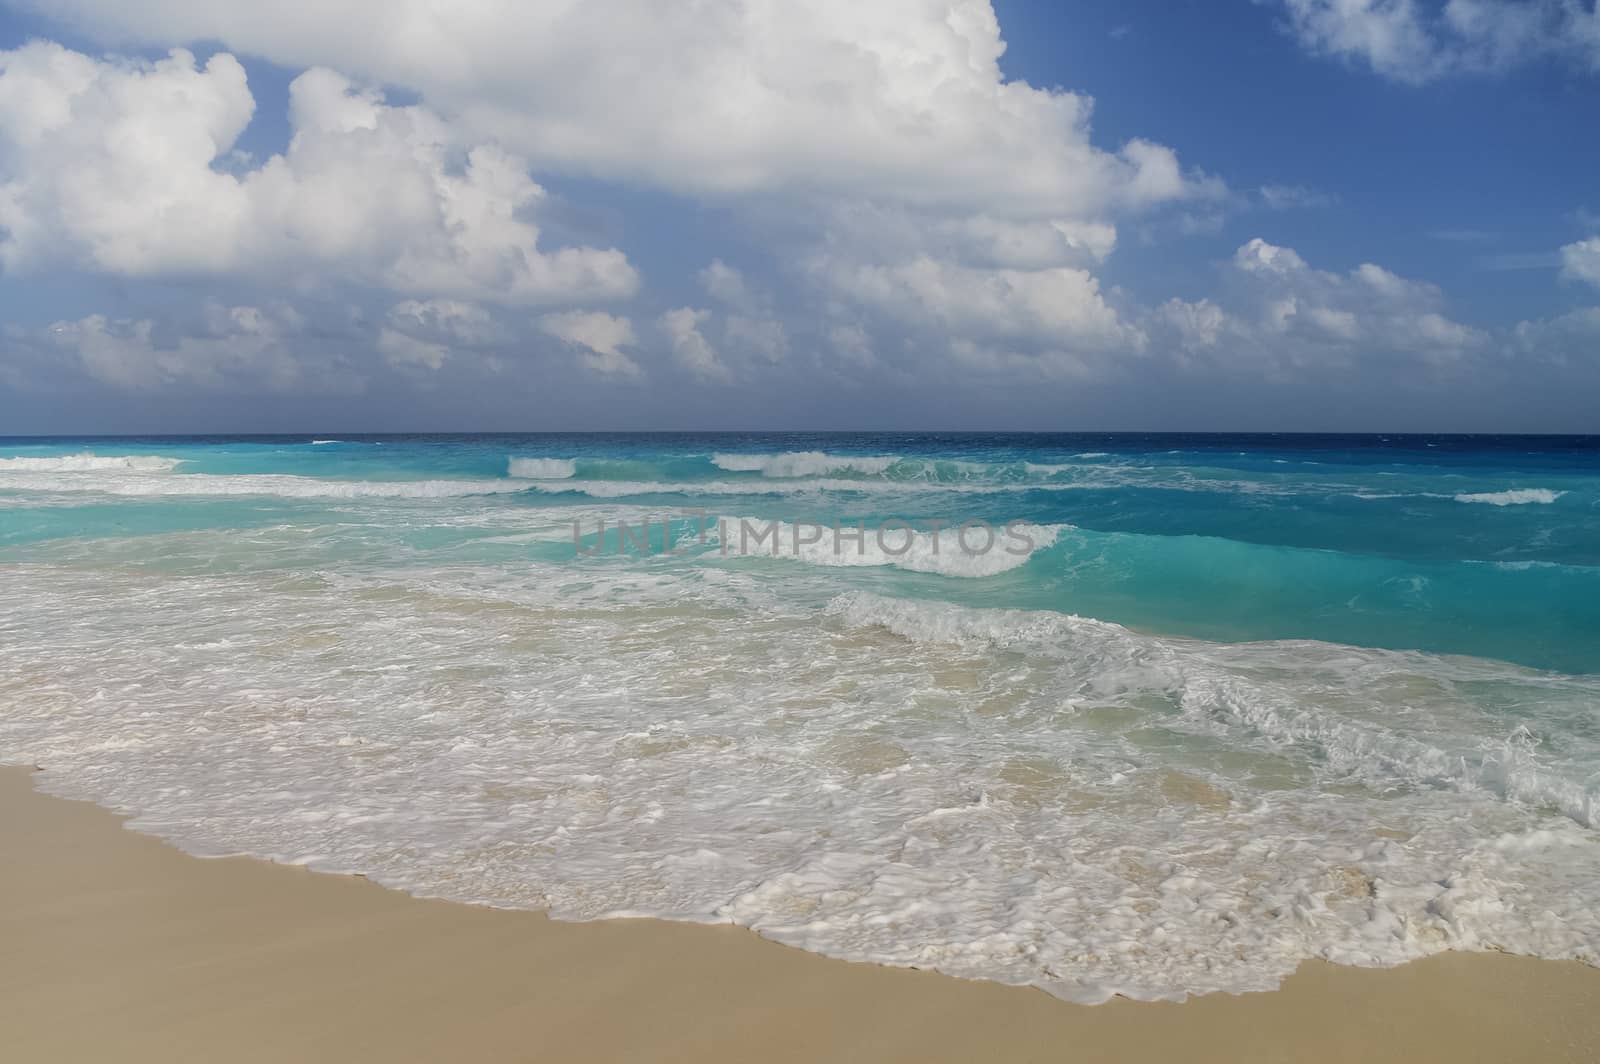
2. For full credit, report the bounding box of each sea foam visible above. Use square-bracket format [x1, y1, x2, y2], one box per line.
[712, 451, 900, 477]
[507, 457, 578, 479]
[0, 471, 530, 498]
[0, 453, 182, 472]
[3, 562, 1597, 1005]
[1454, 488, 1566, 506]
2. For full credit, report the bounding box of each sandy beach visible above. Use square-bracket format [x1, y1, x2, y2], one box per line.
[2, 766, 1597, 1063]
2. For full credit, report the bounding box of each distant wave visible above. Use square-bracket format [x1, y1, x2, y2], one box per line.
[524, 476, 1302, 499]
[533, 477, 922, 498]
[1352, 488, 1570, 506]
[507, 457, 577, 479]
[711, 451, 899, 478]
[529, 477, 1084, 498]
[0, 453, 182, 472]
[1455, 489, 1566, 506]
[310, 440, 342, 445]
[0, 471, 529, 499]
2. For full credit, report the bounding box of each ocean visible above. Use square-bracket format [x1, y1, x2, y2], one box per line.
[1, 432, 1597, 1003]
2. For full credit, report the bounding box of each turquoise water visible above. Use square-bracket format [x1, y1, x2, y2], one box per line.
[5, 433, 1596, 669]
[1, 433, 1598, 1001]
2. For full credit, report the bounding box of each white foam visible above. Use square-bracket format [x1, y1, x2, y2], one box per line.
[0, 471, 530, 498]
[529, 477, 1099, 498]
[3, 556, 1598, 1005]
[310, 440, 341, 445]
[0, 452, 182, 472]
[528, 477, 924, 497]
[830, 593, 1600, 825]
[507, 457, 577, 479]
[1455, 489, 1566, 506]
[711, 451, 899, 477]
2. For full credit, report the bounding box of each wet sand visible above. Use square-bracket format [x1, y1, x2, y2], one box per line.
[3, 765, 1599, 1063]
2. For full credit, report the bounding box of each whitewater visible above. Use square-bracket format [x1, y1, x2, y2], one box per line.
[1, 432, 1597, 1003]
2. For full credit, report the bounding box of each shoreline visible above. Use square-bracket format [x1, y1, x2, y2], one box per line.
[5, 766, 1600, 1061]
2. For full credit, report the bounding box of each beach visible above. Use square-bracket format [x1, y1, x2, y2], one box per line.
[5, 765, 1599, 1063]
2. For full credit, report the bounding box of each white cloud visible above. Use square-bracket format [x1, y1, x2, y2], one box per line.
[1510, 305, 1600, 365]
[828, 324, 877, 366]
[540, 310, 642, 378]
[700, 260, 752, 306]
[40, 304, 312, 390]
[1259, 184, 1337, 210]
[20, 0, 1222, 220]
[660, 307, 729, 382]
[375, 329, 450, 371]
[1561, 237, 1600, 288]
[723, 315, 789, 363]
[1153, 237, 1487, 368]
[812, 203, 1121, 274]
[1158, 298, 1226, 351]
[948, 216, 1120, 269]
[388, 299, 497, 342]
[694, 260, 788, 365]
[0, 43, 637, 303]
[818, 254, 1144, 352]
[1276, 0, 1600, 83]
[376, 299, 501, 371]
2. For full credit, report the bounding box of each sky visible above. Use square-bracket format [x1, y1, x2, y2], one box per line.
[0, 0, 1596, 434]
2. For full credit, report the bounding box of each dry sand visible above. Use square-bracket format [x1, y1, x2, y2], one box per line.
[3, 765, 1599, 1063]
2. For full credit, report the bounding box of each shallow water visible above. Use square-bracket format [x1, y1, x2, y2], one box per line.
[1, 432, 1597, 1002]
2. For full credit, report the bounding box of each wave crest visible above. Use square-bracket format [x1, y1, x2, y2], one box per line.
[0, 471, 529, 499]
[1455, 489, 1566, 506]
[507, 458, 577, 479]
[711, 451, 899, 478]
[0, 453, 182, 473]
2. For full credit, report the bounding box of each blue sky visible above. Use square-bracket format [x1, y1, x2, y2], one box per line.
[0, 0, 1597, 433]
[995, 0, 1600, 325]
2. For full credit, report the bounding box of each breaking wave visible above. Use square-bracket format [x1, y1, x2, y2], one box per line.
[0, 453, 183, 472]
[1455, 489, 1566, 506]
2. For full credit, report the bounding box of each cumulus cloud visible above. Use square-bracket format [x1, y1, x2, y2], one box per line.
[813, 202, 1120, 275]
[36, 304, 313, 391]
[375, 300, 500, 371]
[375, 329, 450, 372]
[1153, 237, 1487, 368]
[700, 260, 752, 307]
[18, 0, 1222, 221]
[540, 310, 642, 378]
[1509, 305, 1600, 365]
[828, 324, 877, 367]
[0, 9, 1240, 402]
[0, 43, 637, 303]
[723, 315, 789, 364]
[1562, 236, 1600, 288]
[815, 254, 1144, 351]
[660, 307, 729, 381]
[1275, 0, 1600, 83]
[694, 259, 789, 365]
[1158, 298, 1227, 354]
